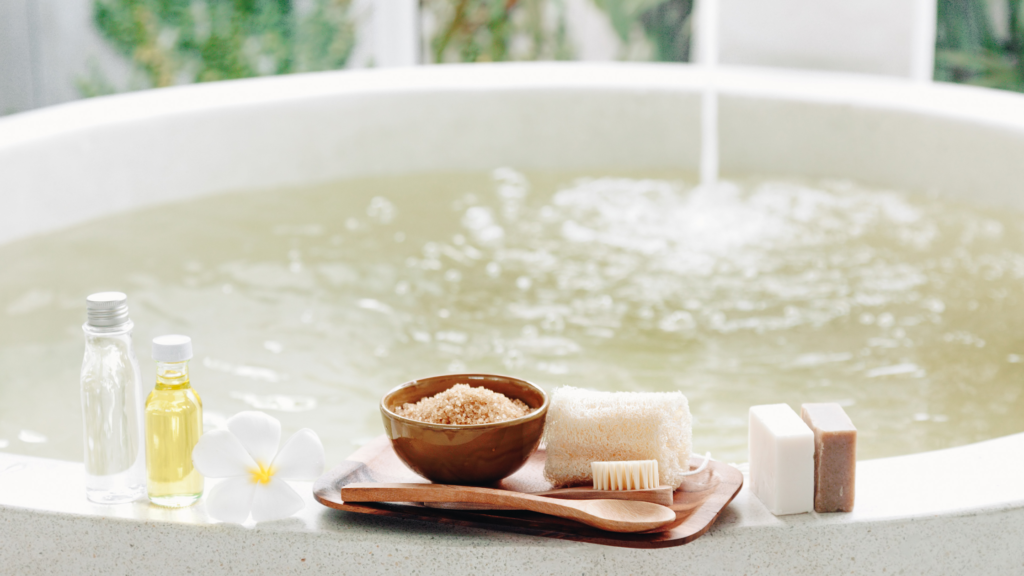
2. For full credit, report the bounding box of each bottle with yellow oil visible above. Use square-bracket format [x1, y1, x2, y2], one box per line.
[145, 335, 203, 507]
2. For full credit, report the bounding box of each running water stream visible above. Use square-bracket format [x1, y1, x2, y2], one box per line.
[699, 0, 720, 189]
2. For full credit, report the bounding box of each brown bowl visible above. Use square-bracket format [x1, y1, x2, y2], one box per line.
[380, 373, 548, 485]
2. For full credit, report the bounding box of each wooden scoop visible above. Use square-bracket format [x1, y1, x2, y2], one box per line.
[341, 482, 677, 533]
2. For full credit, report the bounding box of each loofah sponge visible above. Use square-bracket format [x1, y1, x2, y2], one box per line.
[542, 387, 692, 489]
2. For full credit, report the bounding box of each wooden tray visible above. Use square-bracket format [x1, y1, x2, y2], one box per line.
[314, 436, 743, 549]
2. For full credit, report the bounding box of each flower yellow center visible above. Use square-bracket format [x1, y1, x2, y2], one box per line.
[250, 462, 275, 484]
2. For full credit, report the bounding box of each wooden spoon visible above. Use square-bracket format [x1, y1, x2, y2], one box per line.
[341, 482, 677, 533]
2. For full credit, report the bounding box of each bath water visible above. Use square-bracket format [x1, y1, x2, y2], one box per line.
[1, 170, 1022, 466]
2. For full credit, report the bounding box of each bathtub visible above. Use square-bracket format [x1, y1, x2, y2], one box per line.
[0, 63, 1022, 575]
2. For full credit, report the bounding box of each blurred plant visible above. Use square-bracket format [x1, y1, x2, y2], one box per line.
[424, 0, 573, 63]
[637, 0, 693, 62]
[91, 0, 355, 89]
[594, 0, 692, 61]
[76, 59, 120, 98]
[936, 0, 1024, 91]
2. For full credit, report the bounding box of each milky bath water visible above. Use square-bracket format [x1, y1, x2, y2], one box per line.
[1, 170, 1022, 466]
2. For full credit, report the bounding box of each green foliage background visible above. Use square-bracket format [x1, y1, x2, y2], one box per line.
[936, 0, 1024, 91]
[86, 0, 1024, 94]
[90, 0, 354, 89]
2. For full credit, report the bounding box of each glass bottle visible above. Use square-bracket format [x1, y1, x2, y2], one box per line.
[80, 292, 147, 504]
[145, 335, 203, 507]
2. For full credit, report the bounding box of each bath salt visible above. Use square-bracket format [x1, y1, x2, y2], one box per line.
[395, 384, 531, 425]
[801, 403, 856, 513]
[748, 404, 814, 515]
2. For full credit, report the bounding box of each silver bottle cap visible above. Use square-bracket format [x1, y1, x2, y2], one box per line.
[85, 292, 131, 328]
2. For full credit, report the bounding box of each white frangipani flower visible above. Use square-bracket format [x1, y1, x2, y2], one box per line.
[192, 411, 324, 523]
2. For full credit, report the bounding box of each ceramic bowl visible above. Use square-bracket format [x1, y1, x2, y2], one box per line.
[380, 373, 549, 485]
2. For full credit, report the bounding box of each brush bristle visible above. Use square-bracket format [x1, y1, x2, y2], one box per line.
[592, 460, 660, 490]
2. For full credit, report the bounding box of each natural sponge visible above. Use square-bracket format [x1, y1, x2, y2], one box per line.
[542, 387, 692, 489]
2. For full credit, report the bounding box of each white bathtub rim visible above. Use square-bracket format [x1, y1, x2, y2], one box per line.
[4, 62, 1024, 152]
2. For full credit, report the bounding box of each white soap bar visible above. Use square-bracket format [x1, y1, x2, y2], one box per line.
[748, 403, 814, 515]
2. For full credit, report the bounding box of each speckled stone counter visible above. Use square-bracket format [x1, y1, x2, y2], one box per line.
[3, 432, 1022, 575]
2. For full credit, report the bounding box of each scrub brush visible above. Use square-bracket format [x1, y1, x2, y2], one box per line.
[592, 460, 660, 491]
[591, 453, 712, 491]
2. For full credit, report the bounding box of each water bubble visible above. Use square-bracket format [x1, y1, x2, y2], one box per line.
[17, 430, 47, 444]
[263, 340, 283, 354]
[493, 167, 529, 198]
[436, 331, 468, 344]
[659, 311, 696, 333]
[444, 269, 463, 283]
[503, 349, 524, 370]
[345, 217, 360, 231]
[423, 242, 441, 259]
[358, 299, 394, 315]
[394, 281, 410, 295]
[438, 308, 451, 319]
[367, 196, 396, 224]
[859, 313, 875, 325]
[516, 276, 533, 291]
[537, 361, 568, 375]
[463, 207, 494, 230]
[486, 262, 502, 278]
[462, 207, 505, 244]
[541, 314, 565, 332]
[522, 325, 539, 338]
[877, 313, 895, 328]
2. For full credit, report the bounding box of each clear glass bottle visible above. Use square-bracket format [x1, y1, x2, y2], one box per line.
[145, 335, 203, 507]
[80, 292, 147, 504]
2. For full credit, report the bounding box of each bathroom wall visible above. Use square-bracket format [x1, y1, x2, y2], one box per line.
[0, 0, 135, 114]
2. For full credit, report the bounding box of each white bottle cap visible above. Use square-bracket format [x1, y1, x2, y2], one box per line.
[152, 335, 193, 362]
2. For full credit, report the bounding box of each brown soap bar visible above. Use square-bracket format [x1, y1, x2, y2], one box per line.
[800, 403, 856, 513]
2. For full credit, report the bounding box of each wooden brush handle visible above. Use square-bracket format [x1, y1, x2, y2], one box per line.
[423, 485, 673, 510]
[344, 482, 568, 508]
[535, 485, 673, 506]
